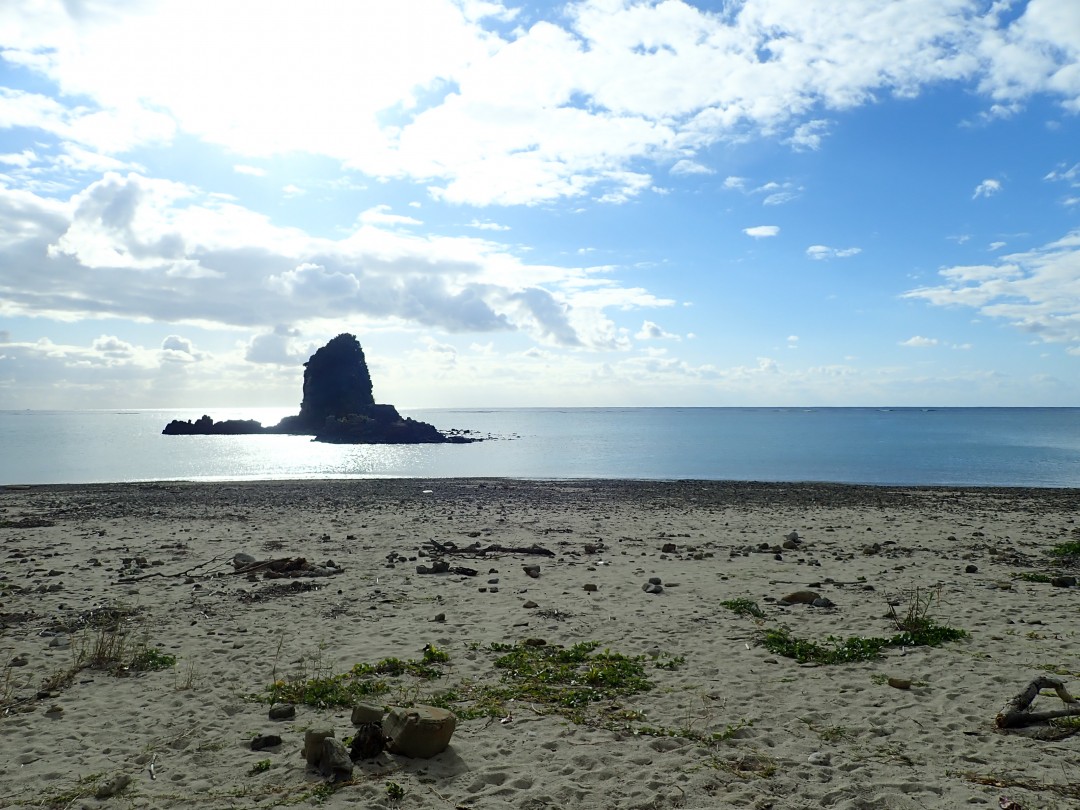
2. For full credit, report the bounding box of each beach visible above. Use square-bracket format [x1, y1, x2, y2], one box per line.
[2, 479, 1079, 809]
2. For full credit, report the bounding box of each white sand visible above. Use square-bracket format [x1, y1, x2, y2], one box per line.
[2, 480, 1079, 809]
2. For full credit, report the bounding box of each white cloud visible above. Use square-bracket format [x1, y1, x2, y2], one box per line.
[635, 320, 680, 341]
[0, 149, 36, 168]
[465, 219, 510, 231]
[161, 334, 204, 363]
[786, 119, 830, 151]
[806, 245, 862, 260]
[3, 0, 1076, 207]
[900, 336, 939, 347]
[233, 164, 266, 177]
[245, 325, 310, 365]
[989, 241, 1006, 250]
[973, 178, 1002, 199]
[0, 172, 673, 350]
[744, 225, 779, 238]
[1045, 162, 1080, 185]
[670, 159, 714, 176]
[723, 176, 746, 190]
[358, 205, 422, 227]
[904, 228, 1080, 352]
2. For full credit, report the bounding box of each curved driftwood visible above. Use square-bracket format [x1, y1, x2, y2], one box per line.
[995, 676, 1080, 729]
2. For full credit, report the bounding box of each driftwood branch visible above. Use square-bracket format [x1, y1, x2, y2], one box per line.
[425, 539, 554, 557]
[115, 553, 231, 584]
[996, 676, 1080, 729]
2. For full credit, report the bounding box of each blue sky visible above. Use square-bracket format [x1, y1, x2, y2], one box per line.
[1, 0, 1078, 409]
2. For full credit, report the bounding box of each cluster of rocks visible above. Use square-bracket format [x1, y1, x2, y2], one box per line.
[727, 530, 822, 566]
[164, 334, 478, 445]
[256, 702, 457, 783]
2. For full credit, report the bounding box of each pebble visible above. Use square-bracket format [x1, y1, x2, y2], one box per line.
[965, 564, 979, 574]
[1051, 576, 1077, 588]
[808, 751, 831, 766]
[887, 677, 912, 690]
[583, 583, 598, 592]
[523, 601, 538, 609]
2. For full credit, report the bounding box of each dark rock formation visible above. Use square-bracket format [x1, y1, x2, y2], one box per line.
[162, 416, 264, 435]
[163, 334, 476, 444]
[298, 333, 375, 427]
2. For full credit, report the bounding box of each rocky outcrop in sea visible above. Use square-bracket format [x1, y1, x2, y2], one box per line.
[163, 334, 477, 444]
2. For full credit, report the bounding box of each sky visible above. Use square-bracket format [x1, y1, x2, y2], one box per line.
[1, 0, 1079, 410]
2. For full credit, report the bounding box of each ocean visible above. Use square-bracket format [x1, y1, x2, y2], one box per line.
[1, 407, 1079, 487]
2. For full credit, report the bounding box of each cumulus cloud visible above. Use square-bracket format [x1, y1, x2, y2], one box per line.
[233, 164, 266, 177]
[900, 336, 939, 347]
[786, 119, 830, 151]
[744, 225, 780, 238]
[2, 0, 1077, 207]
[904, 228, 1080, 353]
[635, 320, 680, 341]
[91, 334, 135, 358]
[806, 245, 862, 260]
[670, 159, 714, 176]
[0, 173, 672, 350]
[244, 325, 311, 365]
[973, 178, 1002, 199]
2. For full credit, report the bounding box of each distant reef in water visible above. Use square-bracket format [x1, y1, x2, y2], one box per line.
[163, 334, 478, 444]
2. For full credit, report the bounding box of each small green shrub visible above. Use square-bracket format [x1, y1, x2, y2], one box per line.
[1049, 541, 1080, 557]
[1015, 572, 1053, 583]
[721, 598, 766, 619]
[265, 646, 452, 708]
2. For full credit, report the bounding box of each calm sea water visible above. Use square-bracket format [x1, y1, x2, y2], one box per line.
[1, 408, 1079, 487]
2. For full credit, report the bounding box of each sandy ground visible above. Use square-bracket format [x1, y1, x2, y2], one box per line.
[2, 479, 1080, 810]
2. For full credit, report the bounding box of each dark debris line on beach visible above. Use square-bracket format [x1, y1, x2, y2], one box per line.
[5, 479, 1080, 523]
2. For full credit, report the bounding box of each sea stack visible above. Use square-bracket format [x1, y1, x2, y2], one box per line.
[163, 334, 475, 444]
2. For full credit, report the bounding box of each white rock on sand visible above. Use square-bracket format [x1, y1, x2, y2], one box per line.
[1, 479, 1079, 809]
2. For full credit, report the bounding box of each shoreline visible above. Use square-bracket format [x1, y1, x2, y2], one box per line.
[3, 479, 1079, 808]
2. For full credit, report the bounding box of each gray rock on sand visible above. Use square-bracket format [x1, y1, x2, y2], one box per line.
[523, 564, 540, 578]
[642, 577, 664, 594]
[383, 705, 457, 758]
[351, 703, 384, 725]
[303, 730, 335, 766]
[320, 737, 353, 781]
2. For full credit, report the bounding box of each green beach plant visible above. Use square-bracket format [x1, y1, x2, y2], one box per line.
[720, 598, 766, 619]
